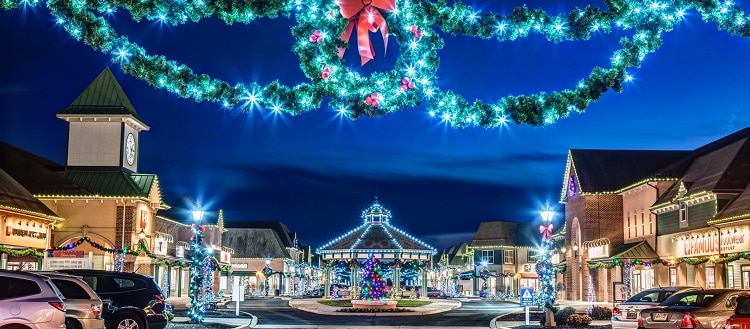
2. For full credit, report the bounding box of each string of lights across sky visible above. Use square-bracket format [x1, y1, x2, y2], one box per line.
[3, 0, 750, 128]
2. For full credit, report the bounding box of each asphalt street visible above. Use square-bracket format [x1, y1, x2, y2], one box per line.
[233, 298, 521, 327]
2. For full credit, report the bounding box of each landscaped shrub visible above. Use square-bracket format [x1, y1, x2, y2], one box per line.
[567, 314, 593, 327]
[587, 305, 612, 320]
[336, 308, 414, 313]
[539, 306, 575, 325]
[555, 307, 576, 325]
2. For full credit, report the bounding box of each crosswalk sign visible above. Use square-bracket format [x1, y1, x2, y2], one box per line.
[520, 287, 534, 306]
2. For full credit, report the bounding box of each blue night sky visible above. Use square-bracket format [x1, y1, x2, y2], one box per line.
[1, 1, 749, 250]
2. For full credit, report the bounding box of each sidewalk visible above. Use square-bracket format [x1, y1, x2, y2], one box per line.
[489, 299, 612, 329]
[167, 296, 258, 329]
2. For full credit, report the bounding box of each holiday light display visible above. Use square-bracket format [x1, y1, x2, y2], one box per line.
[188, 222, 207, 323]
[538, 204, 556, 327]
[359, 254, 386, 301]
[623, 262, 632, 299]
[6, 0, 750, 127]
[536, 232, 556, 309]
[114, 251, 125, 272]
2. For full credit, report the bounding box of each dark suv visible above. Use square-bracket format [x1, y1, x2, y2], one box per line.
[58, 269, 168, 329]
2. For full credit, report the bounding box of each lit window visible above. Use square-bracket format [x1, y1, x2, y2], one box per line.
[627, 215, 631, 239]
[481, 250, 494, 264]
[503, 250, 515, 265]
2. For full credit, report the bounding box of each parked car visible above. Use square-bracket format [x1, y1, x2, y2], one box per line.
[612, 286, 699, 329]
[724, 295, 750, 329]
[0, 269, 66, 329]
[33, 271, 104, 329]
[58, 269, 168, 329]
[425, 288, 445, 298]
[638, 289, 746, 329]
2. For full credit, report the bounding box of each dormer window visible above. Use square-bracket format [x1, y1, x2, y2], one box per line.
[679, 202, 688, 228]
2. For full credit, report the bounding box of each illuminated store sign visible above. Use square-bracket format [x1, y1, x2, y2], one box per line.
[660, 225, 750, 257]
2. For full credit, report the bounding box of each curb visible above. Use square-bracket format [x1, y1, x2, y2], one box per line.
[171, 315, 259, 328]
[289, 299, 462, 316]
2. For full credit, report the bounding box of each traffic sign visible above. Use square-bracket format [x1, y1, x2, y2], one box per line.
[520, 287, 534, 307]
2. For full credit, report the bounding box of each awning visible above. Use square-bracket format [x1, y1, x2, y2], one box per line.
[587, 241, 658, 263]
[520, 273, 538, 278]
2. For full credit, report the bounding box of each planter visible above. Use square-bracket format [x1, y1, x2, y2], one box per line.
[350, 299, 398, 310]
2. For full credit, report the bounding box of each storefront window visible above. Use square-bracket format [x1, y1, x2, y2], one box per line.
[643, 268, 654, 290]
[633, 270, 642, 293]
[670, 267, 677, 287]
[741, 266, 750, 289]
[728, 265, 735, 289]
[706, 267, 715, 289]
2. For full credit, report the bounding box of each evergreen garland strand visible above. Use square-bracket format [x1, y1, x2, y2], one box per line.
[3, 0, 750, 127]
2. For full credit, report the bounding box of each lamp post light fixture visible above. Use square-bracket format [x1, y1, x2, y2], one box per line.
[187, 204, 206, 324]
[538, 202, 556, 328]
[138, 228, 146, 241]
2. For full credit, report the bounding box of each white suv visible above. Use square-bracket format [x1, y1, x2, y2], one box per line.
[0, 270, 66, 329]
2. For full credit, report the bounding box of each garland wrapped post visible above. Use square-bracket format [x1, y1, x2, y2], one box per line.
[263, 261, 273, 297]
[537, 203, 556, 327]
[187, 221, 207, 324]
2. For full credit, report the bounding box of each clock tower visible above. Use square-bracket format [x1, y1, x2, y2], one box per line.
[57, 67, 149, 173]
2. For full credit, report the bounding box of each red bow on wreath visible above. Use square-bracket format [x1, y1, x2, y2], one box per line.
[337, 0, 396, 65]
[540, 223, 553, 241]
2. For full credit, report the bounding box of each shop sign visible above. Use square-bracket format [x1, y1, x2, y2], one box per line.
[46, 258, 91, 270]
[154, 237, 168, 255]
[7, 228, 47, 239]
[231, 263, 248, 269]
[660, 225, 750, 257]
[720, 226, 749, 252]
[523, 264, 534, 272]
[52, 250, 83, 258]
[680, 234, 720, 256]
[588, 245, 609, 259]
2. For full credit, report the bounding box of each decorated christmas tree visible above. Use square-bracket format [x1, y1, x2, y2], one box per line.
[359, 255, 387, 301]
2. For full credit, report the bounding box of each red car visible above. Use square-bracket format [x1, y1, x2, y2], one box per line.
[724, 296, 750, 329]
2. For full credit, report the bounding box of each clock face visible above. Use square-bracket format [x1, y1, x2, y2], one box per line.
[125, 133, 136, 166]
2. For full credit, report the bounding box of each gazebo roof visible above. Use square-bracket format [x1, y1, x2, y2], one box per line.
[317, 200, 436, 258]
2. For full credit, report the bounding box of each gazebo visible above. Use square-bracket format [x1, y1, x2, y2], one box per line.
[317, 199, 436, 299]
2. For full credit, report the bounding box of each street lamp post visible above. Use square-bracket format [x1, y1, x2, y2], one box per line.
[188, 207, 206, 324]
[538, 202, 556, 327]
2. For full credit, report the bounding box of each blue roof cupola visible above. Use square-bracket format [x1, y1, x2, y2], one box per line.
[317, 197, 435, 261]
[362, 199, 391, 224]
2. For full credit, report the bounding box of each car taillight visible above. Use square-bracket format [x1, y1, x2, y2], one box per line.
[91, 303, 102, 318]
[680, 312, 700, 329]
[49, 301, 65, 312]
[726, 318, 737, 329]
[613, 307, 621, 317]
[154, 294, 165, 302]
[637, 312, 643, 327]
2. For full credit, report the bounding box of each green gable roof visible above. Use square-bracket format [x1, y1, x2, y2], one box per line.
[62, 171, 155, 199]
[57, 67, 146, 125]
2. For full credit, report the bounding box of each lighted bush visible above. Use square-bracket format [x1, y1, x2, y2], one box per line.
[567, 314, 593, 327]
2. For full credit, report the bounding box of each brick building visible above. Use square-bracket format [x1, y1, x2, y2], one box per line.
[558, 149, 686, 302]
